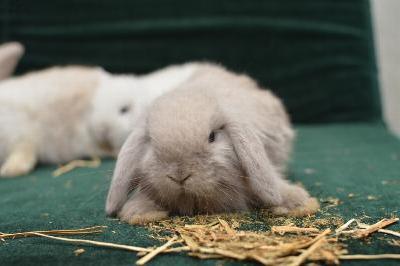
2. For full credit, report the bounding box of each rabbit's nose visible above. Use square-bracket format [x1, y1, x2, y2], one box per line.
[167, 173, 192, 185]
[96, 125, 114, 154]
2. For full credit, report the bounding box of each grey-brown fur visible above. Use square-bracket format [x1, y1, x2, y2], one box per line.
[106, 63, 319, 224]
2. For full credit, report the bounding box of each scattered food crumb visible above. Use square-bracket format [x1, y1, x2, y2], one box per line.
[64, 180, 73, 189]
[381, 179, 400, 185]
[74, 248, 85, 256]
[367, 195, 378, 201]
[41, 213, 50, 218]
[321, 197, 341, 208]
[304, 168, 316, 175]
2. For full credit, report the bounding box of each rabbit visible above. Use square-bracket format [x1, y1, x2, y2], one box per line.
[0, 42, 24, 80]
[105, 62, 319, 224]
[0, 63, 198, 177]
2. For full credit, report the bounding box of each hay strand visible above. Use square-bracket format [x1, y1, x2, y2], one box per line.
[136, 236, 178, 265]
[354, 218, 399, 238]
[340, 254, 400, 260]
[30, 232, 151, 253]
[52, 157, 101, 177]
[0, 226, 106, 239]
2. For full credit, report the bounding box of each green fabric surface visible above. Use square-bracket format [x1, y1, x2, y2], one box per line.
[1, 123, 399, 265]
[0, 0, 379, 123]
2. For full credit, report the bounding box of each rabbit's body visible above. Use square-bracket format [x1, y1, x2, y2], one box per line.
[0, 63, 198, 177]
[0, 66, 101, 164]
[106, 63, 319, 224]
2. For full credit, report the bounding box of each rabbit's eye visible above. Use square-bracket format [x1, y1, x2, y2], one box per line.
[119, 105, 130, 114]
[208, 131, 216, 143]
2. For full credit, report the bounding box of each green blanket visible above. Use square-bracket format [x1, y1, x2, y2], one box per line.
[1, 123, 399, 265]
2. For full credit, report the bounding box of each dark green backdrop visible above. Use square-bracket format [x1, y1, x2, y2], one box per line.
[0, 0, 380, 123]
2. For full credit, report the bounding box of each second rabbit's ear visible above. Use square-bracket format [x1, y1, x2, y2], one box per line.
[105, 118, 148, 217]
[0, 42, 25, 80]
[227, 121, 284, 206]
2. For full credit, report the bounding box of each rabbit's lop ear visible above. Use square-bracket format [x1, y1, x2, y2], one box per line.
[227, 122, 283, 206]
[105, 121, 147, 217]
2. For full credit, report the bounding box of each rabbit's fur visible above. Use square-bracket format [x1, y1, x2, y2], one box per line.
[0, 63, 197, 177]
[106, 63, 319, 224]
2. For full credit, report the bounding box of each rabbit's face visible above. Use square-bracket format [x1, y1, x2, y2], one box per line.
[88, 75, 143, 156]
[137, 92, 248, 214]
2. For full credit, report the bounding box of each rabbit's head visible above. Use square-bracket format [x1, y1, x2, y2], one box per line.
[88, 73, 147, 156]
[106, 85, 284, 217]
[139, 90, 252, 215]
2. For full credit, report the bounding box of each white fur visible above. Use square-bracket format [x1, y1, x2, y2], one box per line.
[0, 63, 198, 176]
[90, 63, 198, 151]
[0, 42, 24, 80]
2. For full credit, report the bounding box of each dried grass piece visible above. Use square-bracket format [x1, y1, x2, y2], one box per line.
[198, 247, 247, 260]
[316, 249, 341, 265]
[52, 157, 101, 177]
[180, 233, 200, 251]
[340, 254, 400, 260]
[189, 252, 223, 259]
[218, 218, 236, 236]
[335, 218, 356, 235]
[249, 254, 275, 265]
[9, 213, 399, 265]
[184, 222, 218, 229]
[0, 226, 106, 239]
[288, 237, 326, 266]
[149, 216, 343, 265]
[74, 248, 85, 256]
[272, 225, 319, 235]
[376, 229, 400, 238]
[356, 220, 400, 238]
[354, 218, 399, 238]
[163, 246, 191, 253]
[30, 232, 151, 253]
[136, 236, 178, 265]
[389, 239, 400, 246]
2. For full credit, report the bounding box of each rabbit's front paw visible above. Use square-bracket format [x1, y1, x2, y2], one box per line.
[0, 142, 37, 178]
[271, 197, 319, 217]
[117, 191, 168, 224]
[0, 155, 35, 177]
[271, 182, 320, 217]
[120, 210, 169, 225]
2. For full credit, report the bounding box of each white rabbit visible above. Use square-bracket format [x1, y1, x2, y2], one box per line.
[106, 62, 319, 224]
[0, 63, 198, 177]
[0, 42, 24, 80]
